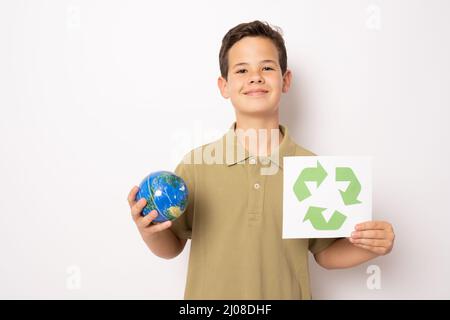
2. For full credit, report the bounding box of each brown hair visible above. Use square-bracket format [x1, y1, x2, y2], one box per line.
[219, 20, 287, 81]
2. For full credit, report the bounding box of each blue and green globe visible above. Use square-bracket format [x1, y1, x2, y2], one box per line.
[135, 171, 189, 223]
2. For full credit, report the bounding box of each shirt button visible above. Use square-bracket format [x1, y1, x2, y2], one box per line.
[253, 183, 260, 190]
[249, 158, 256, 165]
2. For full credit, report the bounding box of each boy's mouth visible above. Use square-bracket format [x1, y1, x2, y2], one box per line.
[243, 89, 269, 97]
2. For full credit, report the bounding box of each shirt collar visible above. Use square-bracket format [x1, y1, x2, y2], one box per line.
[223, 122, 296, 169]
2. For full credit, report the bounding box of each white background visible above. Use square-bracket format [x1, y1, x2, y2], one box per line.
[1, 0, 449, 299]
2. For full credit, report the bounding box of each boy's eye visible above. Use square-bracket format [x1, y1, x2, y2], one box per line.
[236, 66, 274, 74]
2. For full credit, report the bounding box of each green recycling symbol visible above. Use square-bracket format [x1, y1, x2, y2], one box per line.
[293, 161, 362, 230]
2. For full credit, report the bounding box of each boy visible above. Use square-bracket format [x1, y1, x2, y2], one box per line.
[127, 21, 395, 299]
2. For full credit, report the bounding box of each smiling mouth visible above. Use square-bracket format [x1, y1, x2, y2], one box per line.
[244, 91, 268, 97]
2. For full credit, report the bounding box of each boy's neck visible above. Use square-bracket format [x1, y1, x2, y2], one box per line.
[234, 113, 284, 157]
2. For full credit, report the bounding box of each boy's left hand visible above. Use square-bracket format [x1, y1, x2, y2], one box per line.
[349, 221, 395, 256]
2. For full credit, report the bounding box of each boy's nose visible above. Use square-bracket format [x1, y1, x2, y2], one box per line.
[248, 71, 264, 83]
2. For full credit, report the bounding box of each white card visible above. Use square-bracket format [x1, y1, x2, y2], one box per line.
[282, 156, 372, 239]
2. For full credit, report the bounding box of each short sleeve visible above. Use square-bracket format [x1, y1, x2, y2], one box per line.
[170, 161, 195, 240]
[308, 237, 341, 255]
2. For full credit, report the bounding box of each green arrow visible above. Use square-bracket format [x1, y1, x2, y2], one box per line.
[293, 161, 328, 202]
[303, 206, 347, 230]
[336, 167, 362, 205]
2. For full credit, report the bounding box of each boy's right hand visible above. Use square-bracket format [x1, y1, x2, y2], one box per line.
[127, 186, 172, 239]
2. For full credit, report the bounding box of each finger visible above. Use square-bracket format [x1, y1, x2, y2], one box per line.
[137, 210, 158, 228]
[147, 220, 172, 233]
[351, 230, 386, 239]
[355, 220, 390, 231]
[349, 238, 390, 247]
[127, 186, 140, 208]
[131, 198, 147, 221]
[352, 243, 389, 255]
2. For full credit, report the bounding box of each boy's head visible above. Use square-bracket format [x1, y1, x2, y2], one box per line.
[218, 20, 292, 118]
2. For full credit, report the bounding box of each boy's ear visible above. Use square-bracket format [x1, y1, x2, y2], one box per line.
[217, 76, 230, 99]
[282, 69, 292, 93]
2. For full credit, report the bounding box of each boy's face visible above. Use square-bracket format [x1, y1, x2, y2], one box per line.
[218, 36, 292, 117]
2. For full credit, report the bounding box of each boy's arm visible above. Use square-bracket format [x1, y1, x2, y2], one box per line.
[142, 227, 187, 260]
[314, 220, 395, 269]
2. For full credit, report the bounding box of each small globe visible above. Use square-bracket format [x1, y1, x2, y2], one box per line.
[135, 171, 189, 223]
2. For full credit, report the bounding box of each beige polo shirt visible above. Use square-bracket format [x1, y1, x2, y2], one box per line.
[170, 122, 338, 300]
